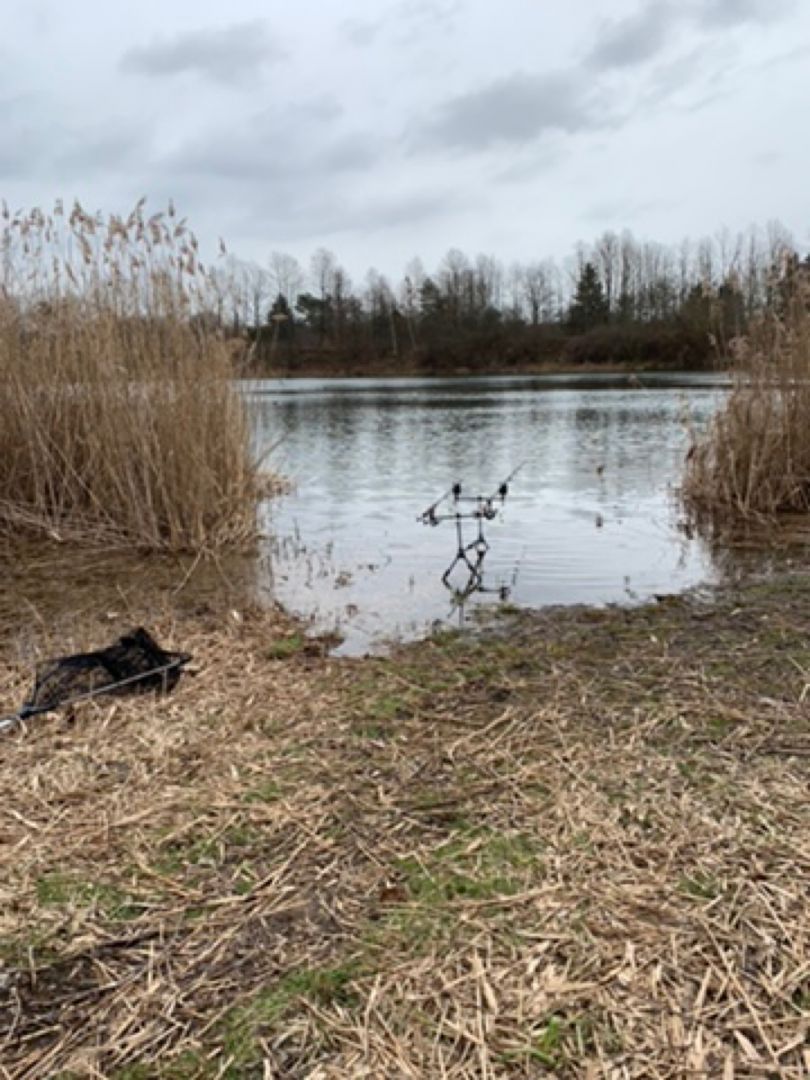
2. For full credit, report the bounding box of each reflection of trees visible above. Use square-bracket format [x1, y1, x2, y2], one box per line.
[249, 381, 718, 520]
[251, 389, 534, 509]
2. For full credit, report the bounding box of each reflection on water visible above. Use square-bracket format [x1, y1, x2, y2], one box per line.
[250, 372, 732, 654]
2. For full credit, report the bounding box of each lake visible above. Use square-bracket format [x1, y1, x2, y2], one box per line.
[247, 372, 732, 655]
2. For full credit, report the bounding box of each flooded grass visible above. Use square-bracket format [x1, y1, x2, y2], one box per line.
[1, 570, 809, 1076]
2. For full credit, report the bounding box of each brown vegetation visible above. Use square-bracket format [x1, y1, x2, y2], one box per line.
[684, 273, 810, 520]
[560, 322, 712, 369]
[0, 202, 259, 552]
[1, 576, 809, 1076]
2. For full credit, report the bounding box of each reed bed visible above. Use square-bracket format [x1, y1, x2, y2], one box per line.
[1, 578, 809, 1077]
[0, 201, 259, 552]
[683, 277, 810, 520]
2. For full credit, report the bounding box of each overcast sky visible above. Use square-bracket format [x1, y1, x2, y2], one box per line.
[4, 0, 809, 280]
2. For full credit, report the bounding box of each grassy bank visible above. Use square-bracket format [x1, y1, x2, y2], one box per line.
[1, 574, 809, 1077]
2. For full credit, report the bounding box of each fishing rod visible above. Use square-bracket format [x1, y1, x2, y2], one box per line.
[419, 463, 525, 604]
[418, 462, 525, 526]
[0, 654, 191, 737]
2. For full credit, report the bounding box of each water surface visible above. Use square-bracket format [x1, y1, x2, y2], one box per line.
[249, 372, 730, 654]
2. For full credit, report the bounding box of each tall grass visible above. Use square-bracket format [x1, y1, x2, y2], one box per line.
[0, 200, 259, 552]
[683, 276, 810, 520]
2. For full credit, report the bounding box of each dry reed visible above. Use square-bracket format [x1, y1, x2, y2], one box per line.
[0, 200, 259, 552]
[683, 273, 810, 520]
[1, 578, 809, 1077]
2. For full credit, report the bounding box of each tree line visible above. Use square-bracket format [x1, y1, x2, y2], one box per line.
[212, 222, 805, 374]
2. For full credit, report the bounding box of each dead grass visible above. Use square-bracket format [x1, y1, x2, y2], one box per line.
[684, 273, 810, 521]
[0, 201, 259, 552]
[1, 578, 809, 1077]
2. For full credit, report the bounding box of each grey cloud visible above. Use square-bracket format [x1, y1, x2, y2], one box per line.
[56, 124, 150, 176]
[319, 134, 381, 173]
[585, 0, 796, 75]
[397, 0, 462, 27]
[0, 102, 45, 178]
[166, 108, 385, 185]
[339, 17, 383, 47]
[0, 143, 34, 179]
[120, 21, 286, 85]
[238, 187, 467, 244]
[751, 150, 782, 167]
[755, 43, 810, 71]
[393, 0, 463, 47]
[644, 47, 712, 105]
[696, 0, 795, 27]
[681, 86, 734, 113]
[417, 72, 605, 152]
[588, 3, 679, 70]
[284, 97, 343, 125]
[582, 196, 678, 223]
[341, 2, 461, 50]
[0, 110, 150, 183]
[352, 190, 462, 232]
[494, 144, 566, 184]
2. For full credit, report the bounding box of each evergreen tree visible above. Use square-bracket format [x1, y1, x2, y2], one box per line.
[568, 262, 609, 332]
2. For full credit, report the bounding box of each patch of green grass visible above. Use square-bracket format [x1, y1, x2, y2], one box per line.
[36, 873, 140, 920]
[531, 1014, 565, 1066]
[232, 866, 256, 895]
[265, 634, 306, 660]
[241, 779, 282, 803]
[427, 627, 463, 650]
[396, 829, 542, 905]
[707, 713, 735, 736]
[112, 1052, 221, 1079]
[498, 1012, 609, 1069]
[0, 926, 61, 967]
[571, 830, 594, 852]
[154, 823, 262, 875]
[352, 722, 391, 740]
[219, 964, 361, 1073]
[679, 873, 720, 900]
[368, 693, 409, 720]
[366, 904, 457, 957]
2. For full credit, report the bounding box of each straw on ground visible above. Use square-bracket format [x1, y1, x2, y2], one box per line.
[1, 574, 809, 1078]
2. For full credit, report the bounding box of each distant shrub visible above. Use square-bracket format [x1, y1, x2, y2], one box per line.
[562, 323, 713, 368]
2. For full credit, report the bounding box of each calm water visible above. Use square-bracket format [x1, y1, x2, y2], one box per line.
[247, 373, 731, 655]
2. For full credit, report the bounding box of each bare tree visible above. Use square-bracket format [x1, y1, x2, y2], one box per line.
[268, 251, 304, 308]
[522, 261, 557, 325]
[398, 257, 425, 348]
[366, 268, 399, 357]
[474, 253, 503, 316]
[593, 231, 621, 316]
[438, 248, 472, 326]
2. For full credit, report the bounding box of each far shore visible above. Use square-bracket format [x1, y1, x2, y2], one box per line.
[239, 356, 730, 380]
